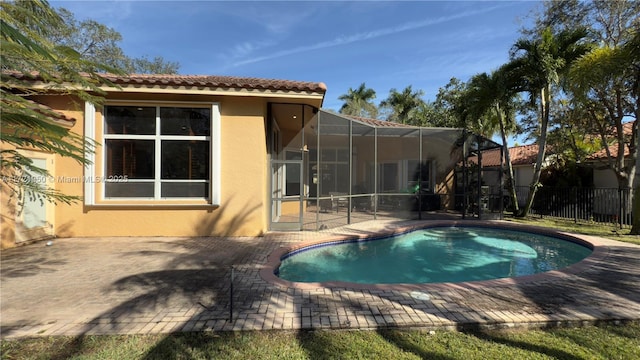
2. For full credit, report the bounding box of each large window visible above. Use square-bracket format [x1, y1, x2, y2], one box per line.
[312, 148, 349, 195]
[103, 105, 212, 199]
[377, 160, 432, 193]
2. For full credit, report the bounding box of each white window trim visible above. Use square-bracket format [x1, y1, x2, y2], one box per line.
[83, 101, 221, 206]
[210, 103, 221, 205]
[84, 102, 96, 206]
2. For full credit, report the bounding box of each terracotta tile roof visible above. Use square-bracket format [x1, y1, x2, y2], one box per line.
[588, 143, 631, 160]
[3, 97, 76, 127]
[470, 121, 635, 166]
[471, 144, 540, 167]
[102, 73, 328, 93]
[30, 100, 77, 127]
[587, 121, 634, 160]
[507, 144, 542, 166]
[4, 71, 327, 94]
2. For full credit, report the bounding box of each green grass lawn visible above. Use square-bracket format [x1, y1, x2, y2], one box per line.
[3, 218, 639, 359]
[2, 322, 639, 360]
[503, 216, 640, 245]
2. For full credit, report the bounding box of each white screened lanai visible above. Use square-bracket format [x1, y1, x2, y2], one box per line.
[268, 106, 503, 231]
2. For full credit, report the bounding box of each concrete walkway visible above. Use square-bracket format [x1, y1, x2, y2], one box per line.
[2, 220, 640, 339]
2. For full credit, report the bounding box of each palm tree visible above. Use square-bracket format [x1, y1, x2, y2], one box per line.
[465, 67, 522, 213]
[338, 83, 378, 118]
[509, 27, 592, 217]
[380, 85, 425, 124]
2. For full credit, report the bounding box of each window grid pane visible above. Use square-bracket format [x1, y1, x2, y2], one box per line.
[105, 106, 156, 135]
[105, 139, 155, 179]
[160, 107, 211, 136]
[161, 141, 210, 180]
[104, 105, 212, 199]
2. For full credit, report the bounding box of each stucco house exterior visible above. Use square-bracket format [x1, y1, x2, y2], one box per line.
[2, 73, 326, 248]
[2, 73, 498, 249]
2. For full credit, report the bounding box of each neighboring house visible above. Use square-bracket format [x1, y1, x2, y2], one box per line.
[475, 122, 634, 216]
[464, 144, 542, 209]
[482, 121, 636, 191]
[1, 73, 497, 249]
[585, 121, 634, 189]
[476, 144, 540, 190]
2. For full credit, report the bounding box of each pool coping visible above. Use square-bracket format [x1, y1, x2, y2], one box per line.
[260, 220, 609, 292]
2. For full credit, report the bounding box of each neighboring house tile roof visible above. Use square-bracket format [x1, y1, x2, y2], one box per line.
[469, 121, 636, 166]
[588, 143, 631, 160]
[506, 144, 541, 166]
[587, 121, 634, 160]
[4, 71, 327, 94]
[471, 144, 540, 167]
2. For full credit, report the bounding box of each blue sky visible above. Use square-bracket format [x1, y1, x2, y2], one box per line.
[53, 0, 540, 142]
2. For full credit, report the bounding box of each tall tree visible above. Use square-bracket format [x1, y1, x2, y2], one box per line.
[509, 27, 592, 217]
[428, 78, 468, 129]
[45, 4, 179, 73]
[530, 0, 639, 47]
[465, 66, 522, 213]
[338, 83, 378, 118]
[380, 85, 425, 124]
[623, 30, 640, 233]
[406, 101, 441, 127]
[531, 0, 640, 230]
[1, 0, 118, 206]
[568, 46, 636, 189]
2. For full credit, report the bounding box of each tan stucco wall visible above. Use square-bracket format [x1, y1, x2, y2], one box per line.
[60, 95, 269, 238]
[1, 97, 73, 248]
[1, 160, 18, 248]
[2, 91, 322, 248]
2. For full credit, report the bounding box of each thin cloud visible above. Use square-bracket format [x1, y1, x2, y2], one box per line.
[228, 40, 278, 60]
[53, 0, 133, 26]
[215, 3, 319, 35]
[228, 3, 513, 68]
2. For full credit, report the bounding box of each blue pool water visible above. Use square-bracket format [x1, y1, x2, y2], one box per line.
[277, 227, 592, 284]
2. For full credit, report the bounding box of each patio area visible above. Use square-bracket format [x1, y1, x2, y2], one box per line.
[2, 219, 640, 339]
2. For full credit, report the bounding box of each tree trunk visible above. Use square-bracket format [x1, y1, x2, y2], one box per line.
[520, 86, 550, 217]
[496, 103, 519, 214]
[629, 89, 640, 233]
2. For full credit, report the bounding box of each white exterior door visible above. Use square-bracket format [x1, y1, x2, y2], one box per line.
[15, 152, 55, 243]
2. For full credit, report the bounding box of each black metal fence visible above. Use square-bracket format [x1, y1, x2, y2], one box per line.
[513, 186, 632, 228]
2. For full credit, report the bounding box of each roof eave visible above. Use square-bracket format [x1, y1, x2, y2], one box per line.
[23, 81, 326, 101]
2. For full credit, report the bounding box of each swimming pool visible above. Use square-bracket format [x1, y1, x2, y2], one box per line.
[275, 226, 592, 284]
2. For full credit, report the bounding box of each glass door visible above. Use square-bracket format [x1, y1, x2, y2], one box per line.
[270, 159, 303, 231]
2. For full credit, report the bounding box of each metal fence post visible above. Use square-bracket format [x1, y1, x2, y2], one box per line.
[573, 187, 577, 224]
[619, 188, 623, 229]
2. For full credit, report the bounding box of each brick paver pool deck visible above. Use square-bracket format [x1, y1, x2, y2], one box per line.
[1, 219, 639, 339]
